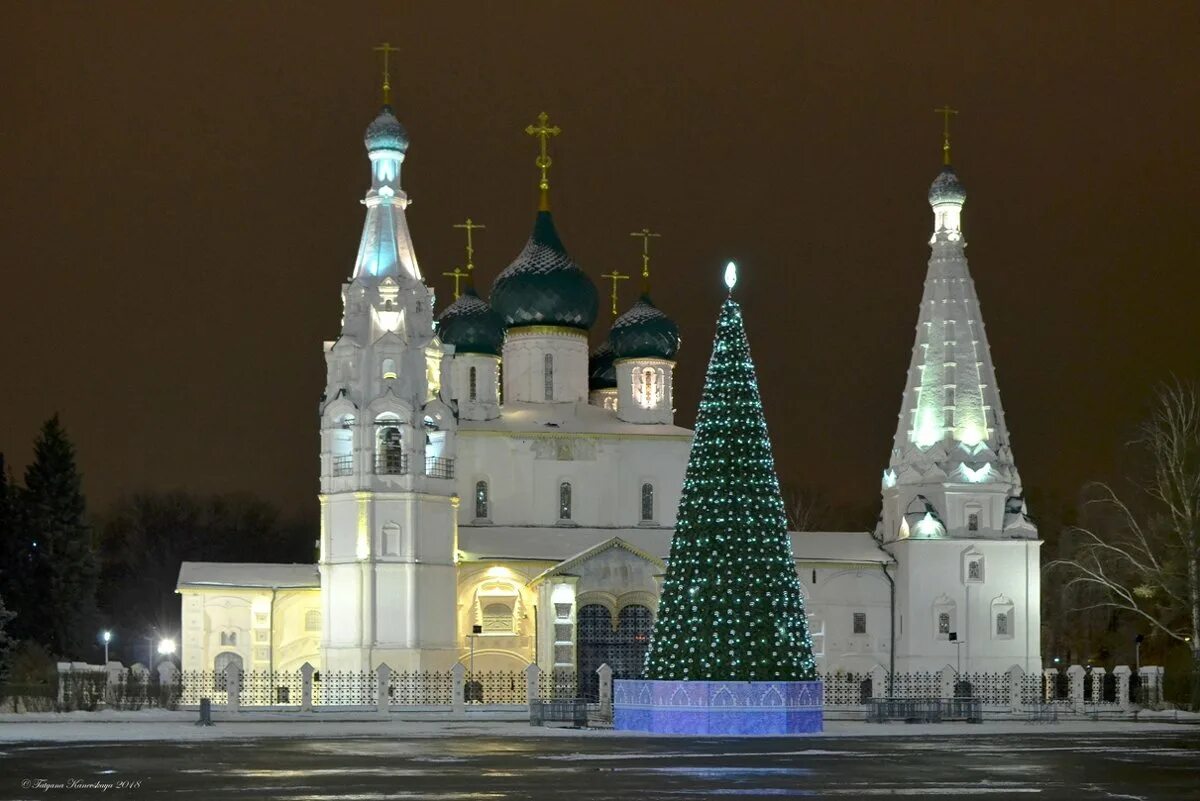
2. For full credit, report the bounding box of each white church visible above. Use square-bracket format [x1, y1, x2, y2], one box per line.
[176, 102, 1042, 688]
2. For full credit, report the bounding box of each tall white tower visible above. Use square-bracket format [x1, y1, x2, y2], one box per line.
[317, 104, 460, 672]
[880, 126, 1041, 673]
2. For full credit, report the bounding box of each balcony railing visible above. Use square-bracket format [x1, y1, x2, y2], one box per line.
[332, 456, 353, 476]
[374, 452, 409, 475]
[426, 456, 455, 479]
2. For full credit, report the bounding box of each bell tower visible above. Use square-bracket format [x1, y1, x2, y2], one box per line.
[317, 68, 460, 672]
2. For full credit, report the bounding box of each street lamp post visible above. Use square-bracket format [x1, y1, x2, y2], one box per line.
[102, 631, 111, 664]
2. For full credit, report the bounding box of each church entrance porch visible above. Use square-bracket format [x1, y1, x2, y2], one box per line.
[577, 604, 653, 701]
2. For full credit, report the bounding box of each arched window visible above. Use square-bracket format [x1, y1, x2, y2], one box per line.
[544, 354, 554, 401]
[305, 610, 321, 632]
[938, 612, 951, 635]
[220, 631, 237, 646]
[375, 414, 404, 474]
[967, 559, 983, 581]
[482, 602, 514, 633]
[475, 480, 489, 520]
[469, 366, 477, 401]
[332, 414, 355, 475]
[996, 611, 1009, 636]
[632, 366, 664, 409]
[967, 512, 980, 532]
[640, 483, 654, 522]
[559, 481, 572, 520]
[991, 596, 1014, 639]
[382, 358, 397, 380]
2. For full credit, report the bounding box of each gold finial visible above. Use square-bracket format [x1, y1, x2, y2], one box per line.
[935, 105, 958, 165]
[600, 270, 630, 317]
[374, 42, 399, 105]
[630, 228, 661, 293]
[524, 111, 562, 211]
[442, 266, 468, 300]
[453, 218, 486, 273]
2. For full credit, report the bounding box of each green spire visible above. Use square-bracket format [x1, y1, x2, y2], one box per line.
[643, 287, 816, 681]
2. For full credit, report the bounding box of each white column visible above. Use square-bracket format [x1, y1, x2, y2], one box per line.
[597, 663, 613, 718]
[451, 662, 466, 716]
[526, 663, 540, 704]
[376, 664, 392, 714]
[1067, 665, 1086, 710]
[1007, 665, 1025, 713]
[300, 663, 315, 712]
[1113, 665, 1132, 711]
[939, 665, 955, 700]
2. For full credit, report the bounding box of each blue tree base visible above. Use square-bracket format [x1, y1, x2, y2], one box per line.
[614, 679, 824, 735]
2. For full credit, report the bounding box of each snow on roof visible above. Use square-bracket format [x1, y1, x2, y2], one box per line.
[176, 562, 320, 590]
[458, 401, 693, 438]
[457, 527, 891, 566]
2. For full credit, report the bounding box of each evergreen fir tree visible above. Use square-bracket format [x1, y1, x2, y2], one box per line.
[22, 415, 98, 657]
[644, 269, 816, 682]
[0, 593, 15, 679]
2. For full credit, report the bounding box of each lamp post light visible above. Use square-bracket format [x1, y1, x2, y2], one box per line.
[157, 639, 176, 658]
[102, 631, 112, 664]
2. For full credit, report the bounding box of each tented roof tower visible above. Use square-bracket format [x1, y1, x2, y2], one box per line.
[879, 154, 1036, 543]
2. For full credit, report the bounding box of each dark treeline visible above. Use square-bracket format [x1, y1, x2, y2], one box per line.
[0, 416, 316, 673]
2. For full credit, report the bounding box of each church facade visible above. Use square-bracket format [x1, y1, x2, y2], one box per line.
[176, 103, 1041, 685]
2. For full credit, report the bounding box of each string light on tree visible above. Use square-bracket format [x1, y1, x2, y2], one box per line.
[642, 262, 816, 682]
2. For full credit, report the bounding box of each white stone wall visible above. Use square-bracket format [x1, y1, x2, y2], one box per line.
[502, 328, 589, 404]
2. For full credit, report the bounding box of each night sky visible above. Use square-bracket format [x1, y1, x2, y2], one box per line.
[3, 4, 1197, 522]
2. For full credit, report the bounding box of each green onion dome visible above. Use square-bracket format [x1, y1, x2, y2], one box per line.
[436, 285, 505, 357]
[610, 294, 680, 360]
[490, 211, 598, 330]
[365, 105, 409, 153]
[588, 340, 617, 390]
[928, 165, 966, 205]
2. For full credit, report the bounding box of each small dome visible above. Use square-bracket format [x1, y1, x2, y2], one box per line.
[436, 286, 504, 356]
[928, 165, 966, 205]
[588, 340, 617, 390]
[365, 105, 409, 153]
[490, 211, 598, 330]
[610, 294, 680, 360]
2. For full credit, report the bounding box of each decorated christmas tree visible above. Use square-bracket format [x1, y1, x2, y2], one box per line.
[644, 264, 816, 682]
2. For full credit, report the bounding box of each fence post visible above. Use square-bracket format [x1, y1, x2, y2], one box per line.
[526, 663, 540, 707]
[227, 665, 241, 713]
[1089, 667, 1105, 704]
[1113, 665, 1132, 711]
[597, 663, 613, 719]
[376, 664, 391, 714]
[1007, 665, 1024, 714]
[157, 662, 178, 707]
[300, 662, 314, 712]
[1067, 665, 1085, 711]
[870, 665, 888, 700]
[939, 666, 955, 700]
[451, 663, 466, 717]
[105, 661, 124, 707]
[1042, 668, 1058, 702]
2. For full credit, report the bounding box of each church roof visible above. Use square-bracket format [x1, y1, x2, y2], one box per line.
[928, 165, 966, 205]
[489, 211, 599, 330]
[176, 562, 320, 590]
[457, 526, 890, 567]
[436, 285, 505, 356]
[364, 105, 409, 153]
[610, 294, 680, 360]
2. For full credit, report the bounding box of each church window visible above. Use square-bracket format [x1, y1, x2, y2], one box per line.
[482, 602, 514, 633]
[375, 414, 405, 474]
[382, 358, 397, 380]
[640, 483, 654, 522]
[938, 612, 951, 635]
[559, 481, 573, 520]
[991, 596, 1014, 639]
[967, 513, 979, 532]
[305, 610, 321, 632]
[469, 366, 477, 401]
[544, 354, 554, 401]
[220, 631, 237, 646]
[475, 480, 489, 520]
[996, 611, 1009, 636]
[633, 366, 664, 409]
[852, 612, 867, 635]
[967, 560, 983, 581]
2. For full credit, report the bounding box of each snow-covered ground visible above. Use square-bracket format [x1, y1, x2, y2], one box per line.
[0, 709, 1194, 743]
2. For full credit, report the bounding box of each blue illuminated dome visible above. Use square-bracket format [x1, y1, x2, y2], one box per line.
[610, 294, 680, 360]
[588, 340, 617, 390]
[365, 105, 409, 153]
[928, 165, 966, 205]
[436, 286, 505, 357]
[490, 212, 598, 330]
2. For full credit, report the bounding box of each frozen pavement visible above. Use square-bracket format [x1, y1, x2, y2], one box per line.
[0, 727, 1197, 800]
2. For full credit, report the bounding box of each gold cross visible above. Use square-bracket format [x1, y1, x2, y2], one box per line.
[452, 218, 486, 272]
[600, 270, 630, 317]
[374, 43, 399, 105]
[524, 111, 561, 210]
[630, 228, 661, 292]
[442, 266, 468, 300]
[935, 105, 958, 165]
